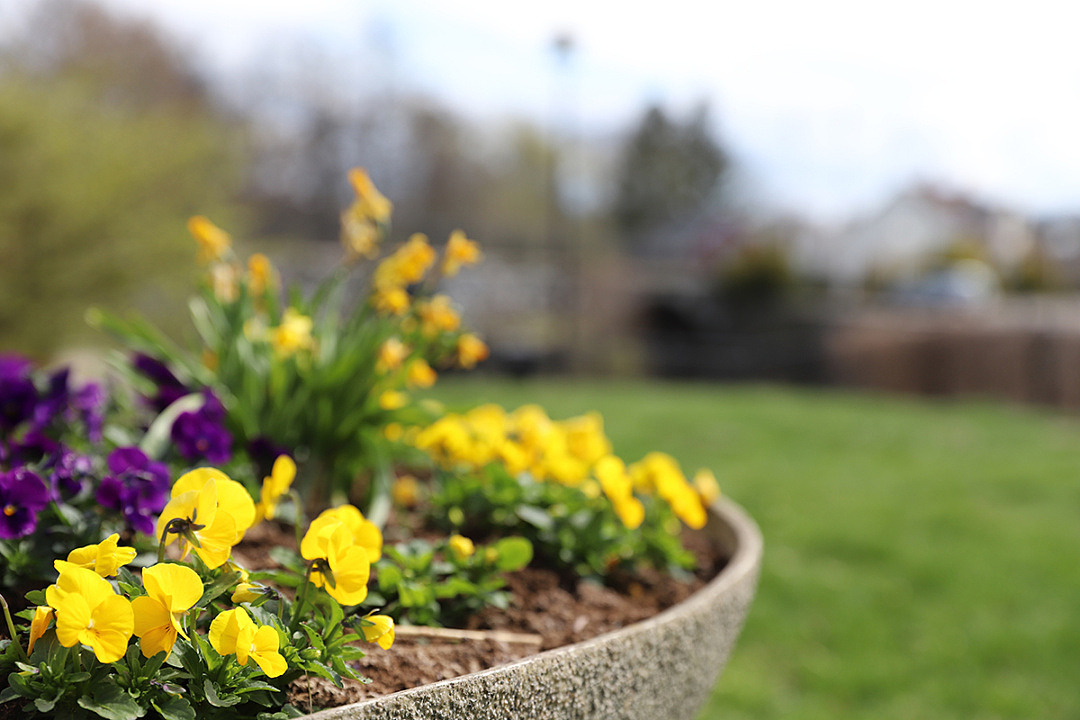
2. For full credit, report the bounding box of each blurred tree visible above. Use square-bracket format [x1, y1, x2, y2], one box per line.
[0, 0, 245, 359]
[613, 103, 728, 252]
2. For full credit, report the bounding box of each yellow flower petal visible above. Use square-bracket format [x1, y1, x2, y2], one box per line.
[27, 606, 52, 655]
[249, 625, 287, 678]
[142, 563, 204, 613]
[132, 595, 176, 658]
[209, 607, 254, 657]
[361, 614, 395, 650]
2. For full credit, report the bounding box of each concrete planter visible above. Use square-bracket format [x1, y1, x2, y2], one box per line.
[306, 498, 763, 720]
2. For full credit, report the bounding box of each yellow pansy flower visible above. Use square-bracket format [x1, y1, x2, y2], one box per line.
[448, 534, 475, 561]
[406, 358, 436, 389]
[612, 495, 645, 530]
[667, 486, 707, 530]
[270, 308, 315, 358]
[46, 564, 133, 663]
[307, 505, 382, 563]
[441, 230, 482, 277]
[391, 475, 420, 507]
[188, 215, 231, 264]
[131, 563, 203, 658]
[456, 333, 489, 369]
[65, 533, 137, 577]
[300, 522, 371, 606]
[157, 469, 254, 569]
[693, 468, 721, 505]
[361, 614, 395, 650]
[27, 606, 53, 655]
[231, 582, 263, 604]
[209, 607, 287, 678]
[170, 468, 257, 536]
[255, 455, 296, 523]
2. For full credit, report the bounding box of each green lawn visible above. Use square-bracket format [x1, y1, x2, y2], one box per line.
[427, 378, 1080, 720]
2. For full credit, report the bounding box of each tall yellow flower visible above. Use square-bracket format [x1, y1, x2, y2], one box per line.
[46, 564, 133, 663]
[441, 230, 481, 276]
[347, 168, 393, 225]
[255, 455, 296, 522]
[374, 234, 435, 290]
[65, 533, 137, 577]
[372, 287, 410, 316]
[341, 210, 381, 262]
[406, 358, 436, 389]
[300, 521, 371, 606]
[417, 295, 461, 335]
[456, 333, 489, 369]
[270, 308, 315, 358]
[131, 563, 204, 658]
[376, 337, 409, 373]
[188, 215, 231, 264]
[247, 253, 277, 296]
[379, 390, 408, 411]
[209, 607, 287, 678]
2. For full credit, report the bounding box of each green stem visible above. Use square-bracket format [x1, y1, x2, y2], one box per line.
[157, 529, 169, 564]
[289, 489, 305, 549]
[0, 593, 28, 661]
[289, 565, 315, 633]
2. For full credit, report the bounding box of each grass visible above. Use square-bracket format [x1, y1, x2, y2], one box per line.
[427, 377, 1080, 720]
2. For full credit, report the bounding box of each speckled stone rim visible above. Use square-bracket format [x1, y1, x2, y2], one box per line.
[305, 498, 763, 720]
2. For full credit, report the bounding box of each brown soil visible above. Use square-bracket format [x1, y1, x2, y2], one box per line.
[287, 529, 726, 713]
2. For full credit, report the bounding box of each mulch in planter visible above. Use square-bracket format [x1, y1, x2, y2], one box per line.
[285, 529, 726, 712]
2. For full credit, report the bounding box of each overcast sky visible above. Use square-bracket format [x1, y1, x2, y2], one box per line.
[39, 0, 1080, 223]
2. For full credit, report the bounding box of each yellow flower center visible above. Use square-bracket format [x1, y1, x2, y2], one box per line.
[3, 505, 15, 516]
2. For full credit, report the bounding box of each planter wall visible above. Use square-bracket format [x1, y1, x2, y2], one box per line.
[307, 498, 763, 720]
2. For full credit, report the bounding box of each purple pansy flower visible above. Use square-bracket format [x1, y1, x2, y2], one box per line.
[72, 381, 105, 443]
[9, 429, 60, 467]
[0, 355, 37, 432]
[0, 468, 49, 539]
[50, 448, 94, 498]
[171, 390, 233, 464]
[96, 447, 170, 536]
[32, 367, 70, 430]
[132, 353, 190, 413]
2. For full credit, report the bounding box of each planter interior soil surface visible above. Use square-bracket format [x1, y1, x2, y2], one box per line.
[277, 528, 727, 713]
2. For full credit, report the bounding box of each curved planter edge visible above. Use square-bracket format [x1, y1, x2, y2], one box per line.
[306, 498, 763, 720]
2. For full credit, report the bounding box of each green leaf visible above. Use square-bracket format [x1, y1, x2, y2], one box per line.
[34, 696, 57, 713]
[196, 569, 243, 608]
[139, 394, 205, 459]
[203, 679, 242, 708]
[151, 695, 195, 720]
[77, 680, 146, 720]
[493, 537, 534, 571]
[516, 505, 555, 531]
